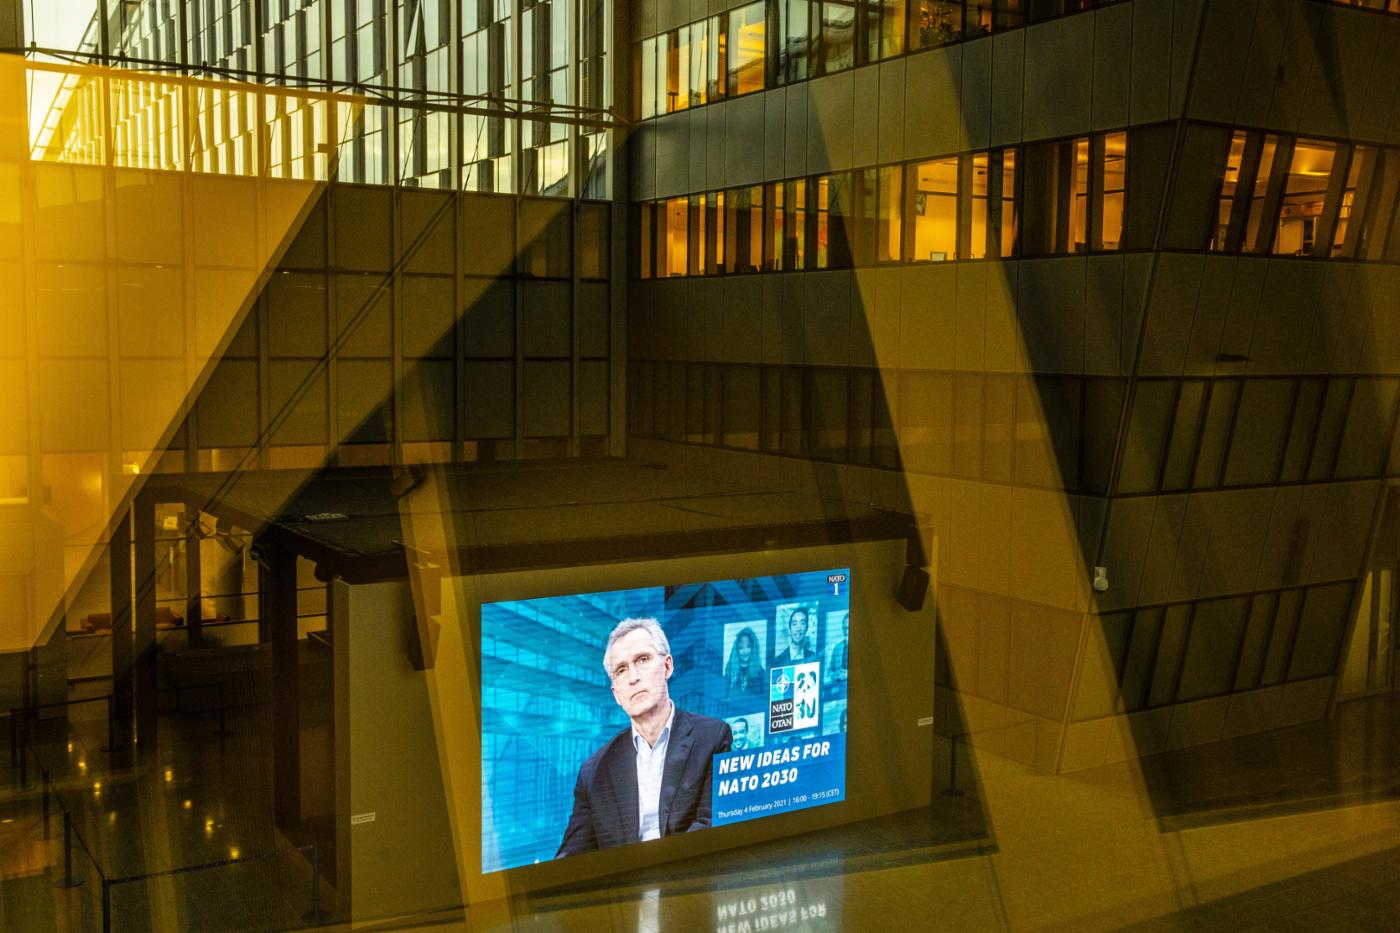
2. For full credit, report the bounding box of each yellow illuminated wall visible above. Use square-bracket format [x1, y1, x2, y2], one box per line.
[0, 53, 361, 652]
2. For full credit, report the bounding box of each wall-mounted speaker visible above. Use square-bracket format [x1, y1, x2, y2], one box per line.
[897, 565, 929, 612]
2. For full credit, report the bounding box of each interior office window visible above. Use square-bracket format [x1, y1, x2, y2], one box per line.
[1020, 136, 1089, 256]
[706, 16, 729, 104]
[1097, 131, 1126, 249]
[688, 193, 707, 276]
[766, 182, 787, 270]
[640, 36, 657, 118]
[686, 20, 711, 108]
[662, 196, 688, 276]
[877, 165, 904, 262]
[664, 28, 691, 112]
[706, 191, 726, 275]
[724, 185, 765, 272]
[1273, 138, 1336, 256]
[992, 0, 1024, 28]
[867, 0, 906, 59]
[966, 148, 1017, 259]
[905, 156, 959, 261]
[911, 0, 967, 49]
[850, 169, 878, 266]
[775, 0, 812, 84]
[728, 2, 767, 95]
[781, 178, 810, 269]
[637, 203, 655, 278]
[815, 0, 858, 74]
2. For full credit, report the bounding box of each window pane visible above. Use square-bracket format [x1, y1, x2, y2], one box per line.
[777, 0, 812, 83]
[906, 157, 958, 262]
[818, 0, 857, 74]
[912, 0, 965, 50]
[878, 0, 906, 58]
[1101, 131, 1127, 250]
[663, 196, 688, 277]
[1273, 139, 1336, 256]
[728, 2, 767, 95]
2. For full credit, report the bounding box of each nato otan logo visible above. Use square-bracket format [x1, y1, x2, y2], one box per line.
[769, 666, 796, 733]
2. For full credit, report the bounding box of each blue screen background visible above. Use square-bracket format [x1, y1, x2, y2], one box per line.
[480, 568, 850, 873]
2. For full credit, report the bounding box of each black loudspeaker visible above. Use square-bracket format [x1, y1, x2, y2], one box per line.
[897, 565, 929, 612]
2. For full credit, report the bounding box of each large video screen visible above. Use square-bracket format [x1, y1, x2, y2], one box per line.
[480, 568, 851, 873]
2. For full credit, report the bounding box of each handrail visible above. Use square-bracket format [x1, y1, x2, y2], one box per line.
[8, 694, 119, 774]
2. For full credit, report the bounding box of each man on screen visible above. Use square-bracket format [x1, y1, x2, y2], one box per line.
[556, 618, 733, 857]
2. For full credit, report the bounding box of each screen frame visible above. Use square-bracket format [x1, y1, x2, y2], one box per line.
[416, 538, 934, 908]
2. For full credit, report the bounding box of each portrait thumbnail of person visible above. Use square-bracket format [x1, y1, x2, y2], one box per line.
[556, 617, 734, 857]
[727, 712, 765, 751]
[824, 610, 849, 685]
[771, 602, 820, 667]
[720, 621, 768, 704]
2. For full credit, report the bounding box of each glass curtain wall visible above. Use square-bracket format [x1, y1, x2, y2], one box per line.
[44, 0, 612, 197]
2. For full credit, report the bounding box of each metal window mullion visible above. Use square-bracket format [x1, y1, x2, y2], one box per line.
[1340, 144, 1382, 259]
[388, 0, 400, 183]
[1204, 377, 1245, 490]
[1277, 584, 1313, 685]
[1250, 135, 1294, 255]
[391, 185, 405, 463]
[1088, 133, 1106, 252]
[1312, 142, 1353, 258]
[1166, 603, 1199, 705]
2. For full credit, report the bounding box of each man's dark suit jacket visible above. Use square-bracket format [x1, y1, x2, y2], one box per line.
[556, 708, 732, 857]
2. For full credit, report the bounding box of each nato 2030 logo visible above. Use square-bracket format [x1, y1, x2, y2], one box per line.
[770, 662, 820, 733]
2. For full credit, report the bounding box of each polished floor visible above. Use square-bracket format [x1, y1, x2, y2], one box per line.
[3, 685, 1399, 931]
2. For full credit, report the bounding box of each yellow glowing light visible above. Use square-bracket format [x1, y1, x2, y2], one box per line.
[92, 781, 102, 795]
[164, 768, 173, 782]
[229, 847, 240, 860]
[108, 812, 116, 824]
[77, 760, 86, 772]
[204, 819, 214, 834]
[183, 799, 192, 810]
[66, 743, 73, 753]
[123, 462, 141, 475]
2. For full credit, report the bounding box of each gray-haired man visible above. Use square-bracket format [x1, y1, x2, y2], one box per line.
[556, 617, 732, 857]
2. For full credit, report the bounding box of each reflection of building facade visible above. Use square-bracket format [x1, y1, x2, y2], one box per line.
[3, 0, 1400, 929]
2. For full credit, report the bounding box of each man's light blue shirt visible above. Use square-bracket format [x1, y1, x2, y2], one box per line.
[632, 701, 675, 842]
